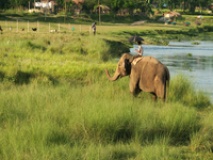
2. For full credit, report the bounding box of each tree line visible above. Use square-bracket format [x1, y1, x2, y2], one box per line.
[0, 0, 212, 15]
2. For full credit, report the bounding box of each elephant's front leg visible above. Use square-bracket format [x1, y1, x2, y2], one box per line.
[129, 79, 141, 96]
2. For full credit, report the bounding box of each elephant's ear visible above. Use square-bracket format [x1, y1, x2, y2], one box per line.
[124, 58, 131, 75]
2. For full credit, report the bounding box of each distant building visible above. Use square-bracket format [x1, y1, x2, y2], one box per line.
[94, 5, 110, 14]
[33, 0, 57, 13]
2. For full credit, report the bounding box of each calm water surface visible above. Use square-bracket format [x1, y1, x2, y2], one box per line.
[131, 41, 213, 102]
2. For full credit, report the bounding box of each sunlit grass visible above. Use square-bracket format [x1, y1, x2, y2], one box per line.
[0, 18, 213, 159]
[0, 77, 212, 159]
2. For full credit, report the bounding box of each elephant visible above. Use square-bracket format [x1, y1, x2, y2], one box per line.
[105, 53, 170, 101]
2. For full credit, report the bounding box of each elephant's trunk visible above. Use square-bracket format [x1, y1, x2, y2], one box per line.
[105, 69, 120, 81]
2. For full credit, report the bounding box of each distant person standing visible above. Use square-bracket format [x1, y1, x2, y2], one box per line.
[0, 26, 3, 34]
[91, 22, 96, 35]
[195, 15, 202, 26]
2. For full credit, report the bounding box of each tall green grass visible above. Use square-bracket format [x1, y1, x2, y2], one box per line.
[0, 76, 212, 159]
[0, 32, 121, 85]
[0, 21, 213, 159]
[169, 75, 211, 108]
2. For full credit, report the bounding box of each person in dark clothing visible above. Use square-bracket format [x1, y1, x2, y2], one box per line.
[91, 22, 96, 35]
[0, 26, 3, 34]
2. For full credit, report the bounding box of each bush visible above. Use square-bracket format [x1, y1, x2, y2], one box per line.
[169, 75, 211, 108]
[190, 111, 213, 152]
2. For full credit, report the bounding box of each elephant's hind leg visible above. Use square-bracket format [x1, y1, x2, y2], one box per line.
[154, 79, 165, 100]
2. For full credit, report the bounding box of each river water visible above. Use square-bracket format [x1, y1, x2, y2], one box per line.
[130, 41, 213, 102]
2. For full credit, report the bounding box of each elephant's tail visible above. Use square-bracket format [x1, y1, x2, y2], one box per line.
[164, 66, 170, 101]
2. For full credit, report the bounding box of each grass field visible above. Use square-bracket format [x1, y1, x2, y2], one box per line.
[0, 76, 212, 159]
[0, 13, 213, 159]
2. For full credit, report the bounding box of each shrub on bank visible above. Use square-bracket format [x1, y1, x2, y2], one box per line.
[169, 75, 211, 108]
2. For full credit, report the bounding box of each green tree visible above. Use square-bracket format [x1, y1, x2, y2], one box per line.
[83, 0, 96, 13]
[8, 0, 29, 9]
[142, 0, 153, 16]
[0, 0, 8, 9]
[122, 0, 135, 14]
[109, 0, 153, 16]
[188, 0, 197, 13]
[110, 0, 123, 15]
[183, 0, 212, 13]
[198, 0, 212, 12]
[55, 0, 64, 9]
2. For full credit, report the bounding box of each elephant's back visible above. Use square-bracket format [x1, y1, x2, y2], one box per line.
[142, 56, 160, 65]
[141, 56, 167, 78]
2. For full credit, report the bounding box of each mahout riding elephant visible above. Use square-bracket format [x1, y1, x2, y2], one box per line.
[105, 53, 170, 101]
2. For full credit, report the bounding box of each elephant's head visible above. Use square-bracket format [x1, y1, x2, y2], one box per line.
[105, 53, 133, 81]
